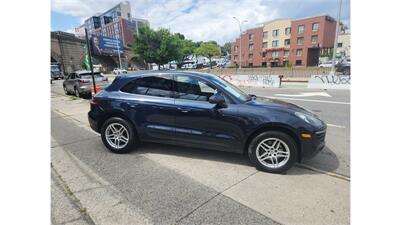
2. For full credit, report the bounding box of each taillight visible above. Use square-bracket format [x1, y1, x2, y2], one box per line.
[79, 79, 89, 83]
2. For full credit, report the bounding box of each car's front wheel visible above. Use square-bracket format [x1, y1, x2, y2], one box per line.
[63, 86, 69, 95]
[248, 131, 297, 173]
[101, 117, 137, 153]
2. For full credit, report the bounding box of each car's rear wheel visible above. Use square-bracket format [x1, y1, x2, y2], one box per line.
[74, 87, 80, 98]
[101, 117, 137, 153]
[63, 86, 69, 95]
[248, 131, 297, 173]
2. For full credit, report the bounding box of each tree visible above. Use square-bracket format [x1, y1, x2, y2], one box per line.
[194, 42, 221, 69]
[133, 27, 185, 70]
[223, 42, 231, 56]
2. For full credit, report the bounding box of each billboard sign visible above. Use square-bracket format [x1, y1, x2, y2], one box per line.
[92, 35, 123, 56]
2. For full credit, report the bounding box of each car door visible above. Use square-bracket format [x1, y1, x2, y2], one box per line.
[66, 73, 76, 91]
[118, 74, 178, 144]
[173, 74, 244, 152]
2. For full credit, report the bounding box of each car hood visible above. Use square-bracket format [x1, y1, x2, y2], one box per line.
[246, 96, 312, 115]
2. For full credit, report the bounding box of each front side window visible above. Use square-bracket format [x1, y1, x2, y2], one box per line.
[176, 75, 217, 102]
[121, 75, 174, 98]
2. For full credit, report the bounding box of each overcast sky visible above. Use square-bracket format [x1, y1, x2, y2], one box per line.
[51, 0, 350, 45]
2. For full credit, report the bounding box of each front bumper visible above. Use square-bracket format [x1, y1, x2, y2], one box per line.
[300, 128, 326, 159]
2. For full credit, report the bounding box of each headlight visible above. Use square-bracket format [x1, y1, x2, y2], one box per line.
[294, 112, 322, 126]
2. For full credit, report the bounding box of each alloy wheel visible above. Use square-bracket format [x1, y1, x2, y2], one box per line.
[105, 123, 130, 150]
[75, 88, 80, 97]
[256, 138, 290, 168]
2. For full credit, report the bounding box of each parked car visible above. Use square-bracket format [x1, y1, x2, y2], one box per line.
[63, 71, 110, 97]
[113, 68, 127, 75]
[318, 61, 334, 68]
[51, 64, 64, 80]
[335, 62, 351, 75]
[88, 71, 327, 173]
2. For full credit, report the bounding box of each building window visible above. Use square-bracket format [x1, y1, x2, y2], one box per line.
[284, 50, 290, 56]
[296, 49, 303, 56]
[272, 40, 278, 47]
[262, 52, 267, 57]
[272, 29, 279, 37]
[338, 43, 343, 47]
[285, 27, 291, 35]
[249, 54, 253, 60]
[298, 25, 305, 33]
[234, 46, 238, 53]
[263, 32, 268, 38]
[249, 44, 254, 51]
[234, 55, 238, 60]
[312, 23, 319, 31]
[296, 60, 302, 65]
[249, 34, 254, 41]
[263, 42, 268, 48]
[271, 51, 278, 57]
[311, 35, 318, 44]
[297, 37, 304, 45]
[284, 39, 290, 46]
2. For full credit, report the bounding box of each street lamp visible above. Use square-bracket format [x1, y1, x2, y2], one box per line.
[331, 0, 343, 75]
[233, 17, 247, 69]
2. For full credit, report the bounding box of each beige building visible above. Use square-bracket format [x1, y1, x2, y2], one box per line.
[337, 32, 351, 57]
[262, 18, 292, 66]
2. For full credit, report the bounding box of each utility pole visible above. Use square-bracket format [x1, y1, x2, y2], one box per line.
[233, 17, 247, 69]
[84, 28, 97, 94]
[117, 43, 122, 69]
[331, 0, 343, 75]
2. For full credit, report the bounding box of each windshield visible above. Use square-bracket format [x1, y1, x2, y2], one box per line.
[51, 66, 60, 72]
[208, 75, 250, 101]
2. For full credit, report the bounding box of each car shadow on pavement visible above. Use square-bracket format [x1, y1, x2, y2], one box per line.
[133, 142, 341, 176]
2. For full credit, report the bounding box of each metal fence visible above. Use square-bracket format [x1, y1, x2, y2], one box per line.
[195, 67, 332, 78]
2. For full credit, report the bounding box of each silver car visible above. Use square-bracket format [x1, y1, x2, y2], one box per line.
[63, 70, 110, 97]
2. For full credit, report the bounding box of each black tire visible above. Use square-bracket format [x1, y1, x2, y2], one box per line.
[248, 131, 297, 174]
[74, 87, 80, 98]
[63, 85, 69, 95]
[343, 67, 350, 75]
[100, 117, 137, 154]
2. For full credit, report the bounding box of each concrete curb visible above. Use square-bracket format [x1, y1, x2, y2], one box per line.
[52, 143, 153, 225]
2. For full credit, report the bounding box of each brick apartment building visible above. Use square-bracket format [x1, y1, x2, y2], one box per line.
[289, 15, 337, 66]
[231, 15, 338, 67]
[230, 27, 263, 67]
[261, 18, 292, 67]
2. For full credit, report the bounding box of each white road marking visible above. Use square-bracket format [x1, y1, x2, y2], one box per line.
[263, 96, 350, 105]
[327, 123, 346, 128]
[274, 92, 332, 98]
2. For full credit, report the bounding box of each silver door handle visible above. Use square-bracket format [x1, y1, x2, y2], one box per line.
[178, 108, 190, 113]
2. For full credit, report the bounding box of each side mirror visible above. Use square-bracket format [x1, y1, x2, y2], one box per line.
[209, 92, 226, 107]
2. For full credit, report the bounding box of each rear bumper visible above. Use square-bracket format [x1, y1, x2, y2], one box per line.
[88, 111, 100, 133]
[300, 129, 326, 159]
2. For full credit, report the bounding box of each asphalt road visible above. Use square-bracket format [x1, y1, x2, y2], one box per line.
[51, 78, 350, 177]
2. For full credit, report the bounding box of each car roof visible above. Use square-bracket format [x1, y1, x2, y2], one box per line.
[118, 71, 218, 80]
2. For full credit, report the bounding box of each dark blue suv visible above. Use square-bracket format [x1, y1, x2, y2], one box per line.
[88, 71, 326, 173]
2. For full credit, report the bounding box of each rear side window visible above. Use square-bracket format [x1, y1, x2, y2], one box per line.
[121, 75, 174, 98]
